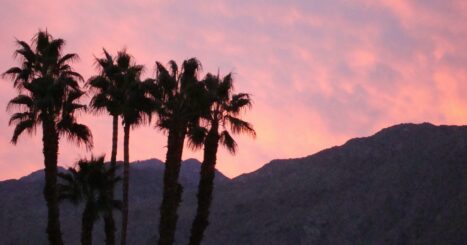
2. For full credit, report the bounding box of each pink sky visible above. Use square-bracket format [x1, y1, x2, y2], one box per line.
[1, 0, 466, 180]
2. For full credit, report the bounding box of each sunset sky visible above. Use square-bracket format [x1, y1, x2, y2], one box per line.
[1, 0, 466, 180]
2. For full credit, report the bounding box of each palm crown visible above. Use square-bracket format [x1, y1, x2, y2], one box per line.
[201, 72, 255, 153]
[153, 58, 207, 131]
[58, 156, 121, 245]
[58, 155, 121, 215]
[4, 31, 92, 147]
[118, 53, 154, 128]
[87, 49, 123, 117]
[88, 49, 154, 127]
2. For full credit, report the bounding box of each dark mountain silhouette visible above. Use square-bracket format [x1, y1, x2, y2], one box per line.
[1, 123, 466, 244]
[0, 159, 228, 245]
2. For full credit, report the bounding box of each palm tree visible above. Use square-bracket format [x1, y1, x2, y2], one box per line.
[58, 155, 121, 245]
[152, 58, 207, 245]
[87, 49, 123, 245]
[3, 30, 92, 245]
[188, 73, 255, 245]
[117, 50, 155, 245]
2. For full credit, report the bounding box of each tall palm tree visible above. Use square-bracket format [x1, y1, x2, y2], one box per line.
[87, 49, 123, 245]
[58, 155, 121, 245]
[152, 58, 207, 245]
[188, 73, 255, 245]
[116, 50, 155, 245]
[3, 30, 92, 245]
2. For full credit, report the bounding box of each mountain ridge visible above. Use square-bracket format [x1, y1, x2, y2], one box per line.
[1, 122, 466, 244]
[2, 122, 455, 184]
[1, 157, 230, 183]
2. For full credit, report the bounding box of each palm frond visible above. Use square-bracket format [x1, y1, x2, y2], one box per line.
[227, 93, 252, 115]
[13, 40, 35, 62]
[89, 93, 112, 114]
[62, 70, 84, 81]
[168, 60, 178, 78]
[9, 112, 34, 126]
[220, 130, 237, 154]
[218, 73, 233, 100]
[47, 38, 66, 59]
[2, 67, 22, 78]
[225, 115, 256, 137]
[117, 50, 131, 70]
[2, 66, 33, 89]
[59, 122, 93, 149]
[11, 119, 35, 144]
[187, 125, 207, 150]
[7, 94, 34, 111]
[102, 48, 113, 63]
[203, 73, 219, 92]
[182, 58, 202, 77]
[58, 53, 79, 66]
[58, 169, 82, 205]
[87, 75, 110, 90]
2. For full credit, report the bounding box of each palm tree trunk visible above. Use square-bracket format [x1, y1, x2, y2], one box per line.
[189, 123, 219, 245]
[158, 125, 187, 245]
[105, 115, 118, 245]
[81, 202, 95, 245]
[121, 123, 130, 245]
[42, 118, 64, 245]
[111, 115, 119, 167]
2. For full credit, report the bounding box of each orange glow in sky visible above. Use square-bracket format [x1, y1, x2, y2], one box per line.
[1, 0, 466, 180]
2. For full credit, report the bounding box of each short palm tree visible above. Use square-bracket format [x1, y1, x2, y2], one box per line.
[3, 30, 92, 245]
[58, 156, 121, 245]
[152, 58, 207, 245]
[116, 50, 155, 245]
[87, 49, 123, 245]
[189, 73, 255, 245]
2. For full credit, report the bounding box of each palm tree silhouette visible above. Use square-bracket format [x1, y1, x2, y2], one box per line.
[58, 156, 121, 245]
[152, 58, 207, 245]
[188, 72, 255, 245]
[87, 49, 123, 245]
[3, 30, 92, 245]
[117, 50, 155, 245]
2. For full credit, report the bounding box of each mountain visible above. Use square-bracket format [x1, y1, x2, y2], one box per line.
[203, 123, 467, 244]
[1, 123, 466, 244]
[0, 159, 229, 245]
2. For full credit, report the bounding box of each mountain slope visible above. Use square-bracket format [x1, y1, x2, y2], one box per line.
[0, 123, 466, 244]
[203, 123, 467, 244]
[0, 159, 229, 245]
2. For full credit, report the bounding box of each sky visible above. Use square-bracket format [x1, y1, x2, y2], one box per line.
[0, 0, 466, 180]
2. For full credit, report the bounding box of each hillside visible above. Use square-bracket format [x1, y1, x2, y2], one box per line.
[203, 123, 467, 244]
[1, 123, 466, 244]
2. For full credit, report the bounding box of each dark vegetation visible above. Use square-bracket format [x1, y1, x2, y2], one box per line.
[58, 156, 121, 245]
[3, 30, 254, 245]
[3, 31, 93, 245]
